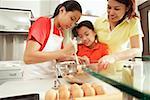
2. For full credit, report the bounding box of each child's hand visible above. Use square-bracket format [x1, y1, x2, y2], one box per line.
[78, 56, 90, 65]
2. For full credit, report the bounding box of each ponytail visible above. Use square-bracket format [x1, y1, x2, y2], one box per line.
[52, 4, 63, 18]
[52, 0, 82, 18]
[130, 0, 136, 19]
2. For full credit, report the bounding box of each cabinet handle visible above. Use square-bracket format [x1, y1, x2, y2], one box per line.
[9, 73, 17, 76]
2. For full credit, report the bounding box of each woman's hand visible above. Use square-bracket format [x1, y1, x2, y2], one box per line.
[97, 55, 116, 71]
[56, 55, 75, 62]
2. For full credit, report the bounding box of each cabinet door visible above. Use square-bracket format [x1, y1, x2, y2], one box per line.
[138, 1, 150, 55]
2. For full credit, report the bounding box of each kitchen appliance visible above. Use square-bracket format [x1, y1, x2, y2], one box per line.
[0, 7, 32, 60]
[0, 61, 23, 84]
[0, 93, 39, 100]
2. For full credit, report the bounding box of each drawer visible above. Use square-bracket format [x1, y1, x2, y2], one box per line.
[0, 70, 23, 79]
[0, 78, 22, 85]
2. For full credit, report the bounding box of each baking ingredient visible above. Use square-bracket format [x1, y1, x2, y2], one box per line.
[45, 89, 57, 100]
[91, 83, 105, 95]
[58, 84, 70, 100]
[81, 83, 95, 96]
[81, 83, 91, 88]
[70, 84, 84, 98]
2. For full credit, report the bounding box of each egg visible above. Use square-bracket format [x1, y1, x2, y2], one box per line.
[70, 84, 84, 98]
[58, 84, 70, 100]
[92, 83, 105, 95]
[81, 83, 91, 88]
[81, 83, 95, 96]
[45, 89, 57, 100]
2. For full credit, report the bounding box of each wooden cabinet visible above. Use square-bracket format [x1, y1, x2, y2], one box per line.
[138, 0, 150, 55]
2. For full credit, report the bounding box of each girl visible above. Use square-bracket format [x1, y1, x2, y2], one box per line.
[23, 0, 82, 79]
[72, 20, 108, 64]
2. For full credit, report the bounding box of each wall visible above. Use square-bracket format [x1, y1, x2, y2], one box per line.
[0, 0, 60, 18]
[137, 0, 148, 5]
[40, 0, 60, 17]
[0, 0, 147, 19]
[60, 0, 107, 17]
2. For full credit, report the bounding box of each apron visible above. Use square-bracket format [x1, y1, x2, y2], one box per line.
[23, 18, 63, 80]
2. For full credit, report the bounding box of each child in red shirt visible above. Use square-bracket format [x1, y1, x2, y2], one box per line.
[72, 20, 109, 64]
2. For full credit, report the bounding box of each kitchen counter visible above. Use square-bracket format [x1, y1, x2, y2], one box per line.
[0, 74, 122, 100]
[83, 60, 150, 99]
[0, 30, 28, 35]
[0, 60, 150, 99]
[0, 79, 55, 100]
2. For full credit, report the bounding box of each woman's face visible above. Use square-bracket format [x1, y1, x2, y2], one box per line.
[77, 26, 96, 47]
[107, 0, 127, 23]
[58, 7, 81, 29]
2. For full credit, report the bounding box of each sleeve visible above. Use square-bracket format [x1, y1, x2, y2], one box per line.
[101, 43, 109, 56]
[94, 17, 104, 33]
[129, 18, 144, 37]
[28, 17, 49, 45]
[77, 45, 87, 57]
[77, 45, 83, 56]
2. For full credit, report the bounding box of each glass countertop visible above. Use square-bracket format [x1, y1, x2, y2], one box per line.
[83, 57, 150, 99]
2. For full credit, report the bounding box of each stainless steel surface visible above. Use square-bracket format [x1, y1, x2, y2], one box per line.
[56, 61, 78, 76]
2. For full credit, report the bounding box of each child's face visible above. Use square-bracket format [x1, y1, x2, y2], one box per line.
[77, 26, 96, 47]
[107, 0, 127, 24]
[58, 8, 81, 30]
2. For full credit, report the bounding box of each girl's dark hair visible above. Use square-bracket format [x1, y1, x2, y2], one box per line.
[72, 20, 95, 37]
[52, 0, 82, 18]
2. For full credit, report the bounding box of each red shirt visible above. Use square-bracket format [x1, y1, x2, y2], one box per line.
[28, 17, 63, 51]
[77, 42, 108, 63]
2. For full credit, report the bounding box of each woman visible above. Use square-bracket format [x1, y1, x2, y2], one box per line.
[72, 20, 108, 64]
[94, 0, 143, 71]
[23, 0, 82, 79]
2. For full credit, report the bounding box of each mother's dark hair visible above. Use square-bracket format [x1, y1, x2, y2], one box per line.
[112, 0, 137, 18]
[52, 0, 82, 18]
